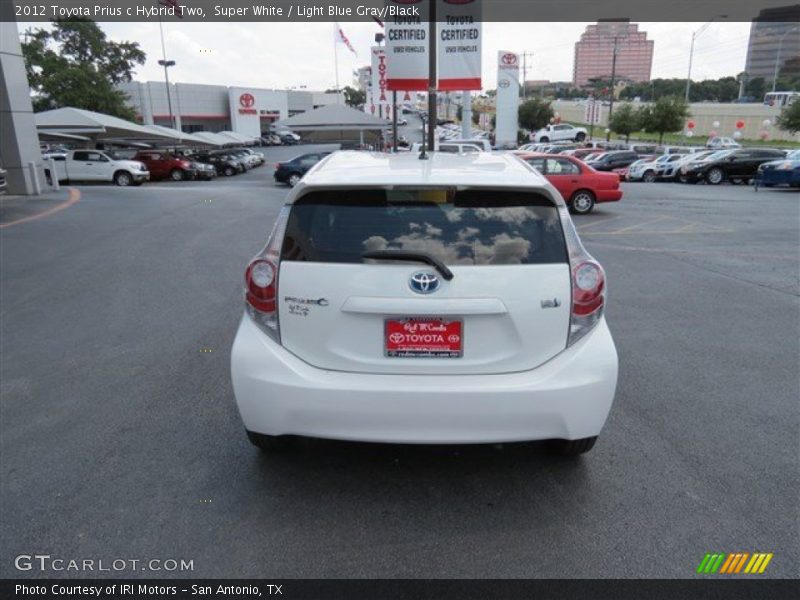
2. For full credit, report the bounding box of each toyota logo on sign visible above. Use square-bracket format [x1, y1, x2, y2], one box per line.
[498, 79, 510, 88]
[502, 53, 517, 65]
[239, 93, 255, 108]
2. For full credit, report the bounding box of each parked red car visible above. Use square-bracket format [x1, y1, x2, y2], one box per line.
[515, 152, 622, 214]
[133, 151, 196, 182]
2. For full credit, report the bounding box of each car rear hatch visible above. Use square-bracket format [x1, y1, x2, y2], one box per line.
[276, 187, 572, 375]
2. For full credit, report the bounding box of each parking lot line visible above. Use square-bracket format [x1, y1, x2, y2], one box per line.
[586, 241, 799, 262]
[610, 215, 670, 233]
[0, 187, 80, 230]
[576, 215, 626, 231]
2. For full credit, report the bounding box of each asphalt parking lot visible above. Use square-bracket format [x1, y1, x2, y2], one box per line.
[1, 145, 798, 579]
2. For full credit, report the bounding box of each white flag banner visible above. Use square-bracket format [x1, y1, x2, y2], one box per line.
[436, 0, 481, 90]
[386, 0, 482, 91]
[371, 46, 392, 118]
[385, 0, 430, 91]
[335, 21, 357, 55]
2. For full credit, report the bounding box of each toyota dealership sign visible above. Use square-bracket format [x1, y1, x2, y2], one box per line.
[385, 0, 482, 92]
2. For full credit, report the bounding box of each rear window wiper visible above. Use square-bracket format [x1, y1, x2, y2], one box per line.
[362, 250, 454, 281]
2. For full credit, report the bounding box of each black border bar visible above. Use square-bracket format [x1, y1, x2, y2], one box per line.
[6, 0, 800, 22]
[2, 579, 800, 600]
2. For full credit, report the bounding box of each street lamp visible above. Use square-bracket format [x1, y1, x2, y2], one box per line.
[158, 59, 176, 129]
[772, 26, 800, 92]
[685, 16, 727, 103]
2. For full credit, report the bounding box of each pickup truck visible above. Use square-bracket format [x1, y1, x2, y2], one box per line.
[134, 151, 195, 181]
[530, 123, 588, 144]
[52, 150, 149, 186]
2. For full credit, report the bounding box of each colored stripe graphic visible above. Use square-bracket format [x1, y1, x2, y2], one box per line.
[699, 552, 774, 575]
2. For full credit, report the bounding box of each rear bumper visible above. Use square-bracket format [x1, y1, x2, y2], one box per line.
[597, 189, 622, 202]
[230, 315, 618, 444]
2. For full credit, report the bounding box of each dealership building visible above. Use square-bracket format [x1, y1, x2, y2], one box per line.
[117, 81, 343, 138]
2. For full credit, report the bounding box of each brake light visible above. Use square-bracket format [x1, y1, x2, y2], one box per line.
[558, 205, 607, 346]
[243, 206, 291, 342]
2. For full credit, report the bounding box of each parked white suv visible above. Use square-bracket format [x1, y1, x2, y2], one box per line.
[531, 124, 588, 144]
[231, 152, 618, 455]
[706, 137, 741, 150]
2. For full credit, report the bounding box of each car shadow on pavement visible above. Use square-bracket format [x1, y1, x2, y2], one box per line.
[244, 437, 592, 494]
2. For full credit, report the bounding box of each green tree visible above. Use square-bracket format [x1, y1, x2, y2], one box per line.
[517, 97, 554, 132]
[638, 96, 690, 143]
[608, 103, 640, 142]
[776, 100, 800, 133]
[745, 77, 767, 100]
[341, 85, 366, 107]
[22, 19, 145, 119]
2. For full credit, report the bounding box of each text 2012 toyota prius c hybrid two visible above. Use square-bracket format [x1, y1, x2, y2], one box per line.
[231, 152, 618, 456]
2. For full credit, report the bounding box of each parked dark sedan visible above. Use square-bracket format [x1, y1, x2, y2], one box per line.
[274, 152, 331, 187]
[195, 153, 243, 177]
[584, 150, 640, 171]
[755, 149, 800, 189]
[680, 148, 787, 185]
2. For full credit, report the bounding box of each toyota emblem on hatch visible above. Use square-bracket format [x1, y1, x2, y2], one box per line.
[409, 271, 440, 294]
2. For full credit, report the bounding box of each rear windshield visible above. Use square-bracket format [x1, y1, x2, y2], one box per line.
[281, 189, 567, 266]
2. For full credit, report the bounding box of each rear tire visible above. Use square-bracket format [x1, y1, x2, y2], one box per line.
[549, 436, 598, 456]
[224, 166, 235, 177]
[288, 173, 302, 187]
[539, 136, 549, 143]
[569, 190, 595, 215]
[575, 132, 586, 142]
[170, 169, 185, 182]
[246, 431, 293, 452]
[642, 170, 656, 183]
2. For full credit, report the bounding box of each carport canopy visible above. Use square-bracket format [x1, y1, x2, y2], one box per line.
[274, 104, 390, 131]
[142, 125, 219, 146]
[217, 131, 258, 145]
[35, 107, 173, 142]
[192, 131, 234, 146]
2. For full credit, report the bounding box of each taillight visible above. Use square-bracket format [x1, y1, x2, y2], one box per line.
[558, 205, 607, 347]
[245, 259, 276, 312]
[572, 261, 605, 316]
[244, 206, 291, 342]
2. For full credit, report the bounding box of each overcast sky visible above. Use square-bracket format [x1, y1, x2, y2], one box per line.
[21, 21, 753, 91]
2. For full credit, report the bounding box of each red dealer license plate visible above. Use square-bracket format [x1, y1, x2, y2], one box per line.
[385, 318, 463, 358]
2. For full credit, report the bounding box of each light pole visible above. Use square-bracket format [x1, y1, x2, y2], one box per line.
[158, 59, 176, 129]
[772, 26, 800, 93]
[158, 17, 176, 129]
[685, 17, 727, 103]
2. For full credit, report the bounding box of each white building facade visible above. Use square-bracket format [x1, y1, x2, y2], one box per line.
[118, 81, 342, 136]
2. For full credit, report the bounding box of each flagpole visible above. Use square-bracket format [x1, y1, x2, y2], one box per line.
[333, 24, 340, 102]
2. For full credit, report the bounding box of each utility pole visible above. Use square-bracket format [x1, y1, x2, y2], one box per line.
[520, 51, 534, 99]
